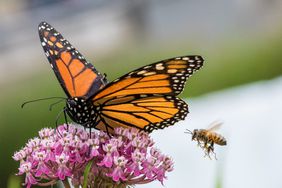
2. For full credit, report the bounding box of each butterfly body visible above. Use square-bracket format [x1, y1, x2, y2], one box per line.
[38, 21, 204, 133]
[66, 97, 98, 128]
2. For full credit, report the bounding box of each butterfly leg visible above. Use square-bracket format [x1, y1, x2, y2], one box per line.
[104, 125, 112, 137]
[91, 116, 100, 138]
[97, 118, 112, 137]
[55, 108, 66, 137]
[89, 126, 92, 138]
[63, 107, 69, 131]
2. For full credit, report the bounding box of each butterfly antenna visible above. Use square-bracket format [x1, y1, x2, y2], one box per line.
[21, 97, 66, 108]
[49, 99, 65, 111]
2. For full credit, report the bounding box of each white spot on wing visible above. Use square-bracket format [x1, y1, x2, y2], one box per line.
[137, 70, 147, 75]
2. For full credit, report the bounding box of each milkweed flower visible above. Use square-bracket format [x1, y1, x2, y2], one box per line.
[13, 124, 174, 188]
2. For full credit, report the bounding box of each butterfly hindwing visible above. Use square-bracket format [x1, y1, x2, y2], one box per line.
[94, 95, 188, 133]
[38, 22, 107, 99]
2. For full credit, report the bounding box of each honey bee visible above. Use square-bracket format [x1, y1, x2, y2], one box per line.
[185, 122, 227, 159]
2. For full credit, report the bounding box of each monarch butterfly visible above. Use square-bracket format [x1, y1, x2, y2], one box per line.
[38, 21, 204, 133]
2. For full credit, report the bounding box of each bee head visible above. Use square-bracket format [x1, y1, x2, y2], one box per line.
[192, 129, 198, 140]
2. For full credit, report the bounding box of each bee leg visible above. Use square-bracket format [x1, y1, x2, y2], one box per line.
[197, 139, 202, 147]
[203, 142, 213, 160]
[206, 148, 212, 160]
[203, 140, 208, 149]
[208, 142, 217, 160]
[201, 142, 207, 158]
[203, 149, 211, 159]
[209, 142, 218, 160]
[202, 143, 210, 158]
[200, 141, 207, 150]
[208, 148, 217, 160]
[213, 151, 218, 160]
[209, 141, 214, 149]
[199, 143, 204, 148]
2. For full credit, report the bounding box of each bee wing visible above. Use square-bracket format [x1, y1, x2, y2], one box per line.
[206, 121, 223, 131]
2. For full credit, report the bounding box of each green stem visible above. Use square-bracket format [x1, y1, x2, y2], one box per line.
[83, 160, 94, 188]
[62, 179, 71, 188]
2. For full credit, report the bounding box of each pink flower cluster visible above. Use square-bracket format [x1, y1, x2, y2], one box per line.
[13, 124, 173, 187]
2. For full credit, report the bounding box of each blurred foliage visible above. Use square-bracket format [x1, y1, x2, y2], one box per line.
[1, 32, 282, 187]
[7, 175, 21, 188]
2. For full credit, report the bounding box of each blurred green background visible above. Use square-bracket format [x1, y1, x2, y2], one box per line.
[0, 0, 281, 187]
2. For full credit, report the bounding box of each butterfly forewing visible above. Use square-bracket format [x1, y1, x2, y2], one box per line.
[38, 22, 108, 99]
[93, 56, 203, 102]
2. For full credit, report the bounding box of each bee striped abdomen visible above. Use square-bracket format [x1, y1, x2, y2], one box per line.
[213, 133, 227, 145]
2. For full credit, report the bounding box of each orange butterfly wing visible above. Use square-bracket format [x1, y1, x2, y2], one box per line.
[92, 56, 204, 132]
[94, 95, 187, 133]
[38, 22, 107, 99]
[93, 56, 203, 101]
